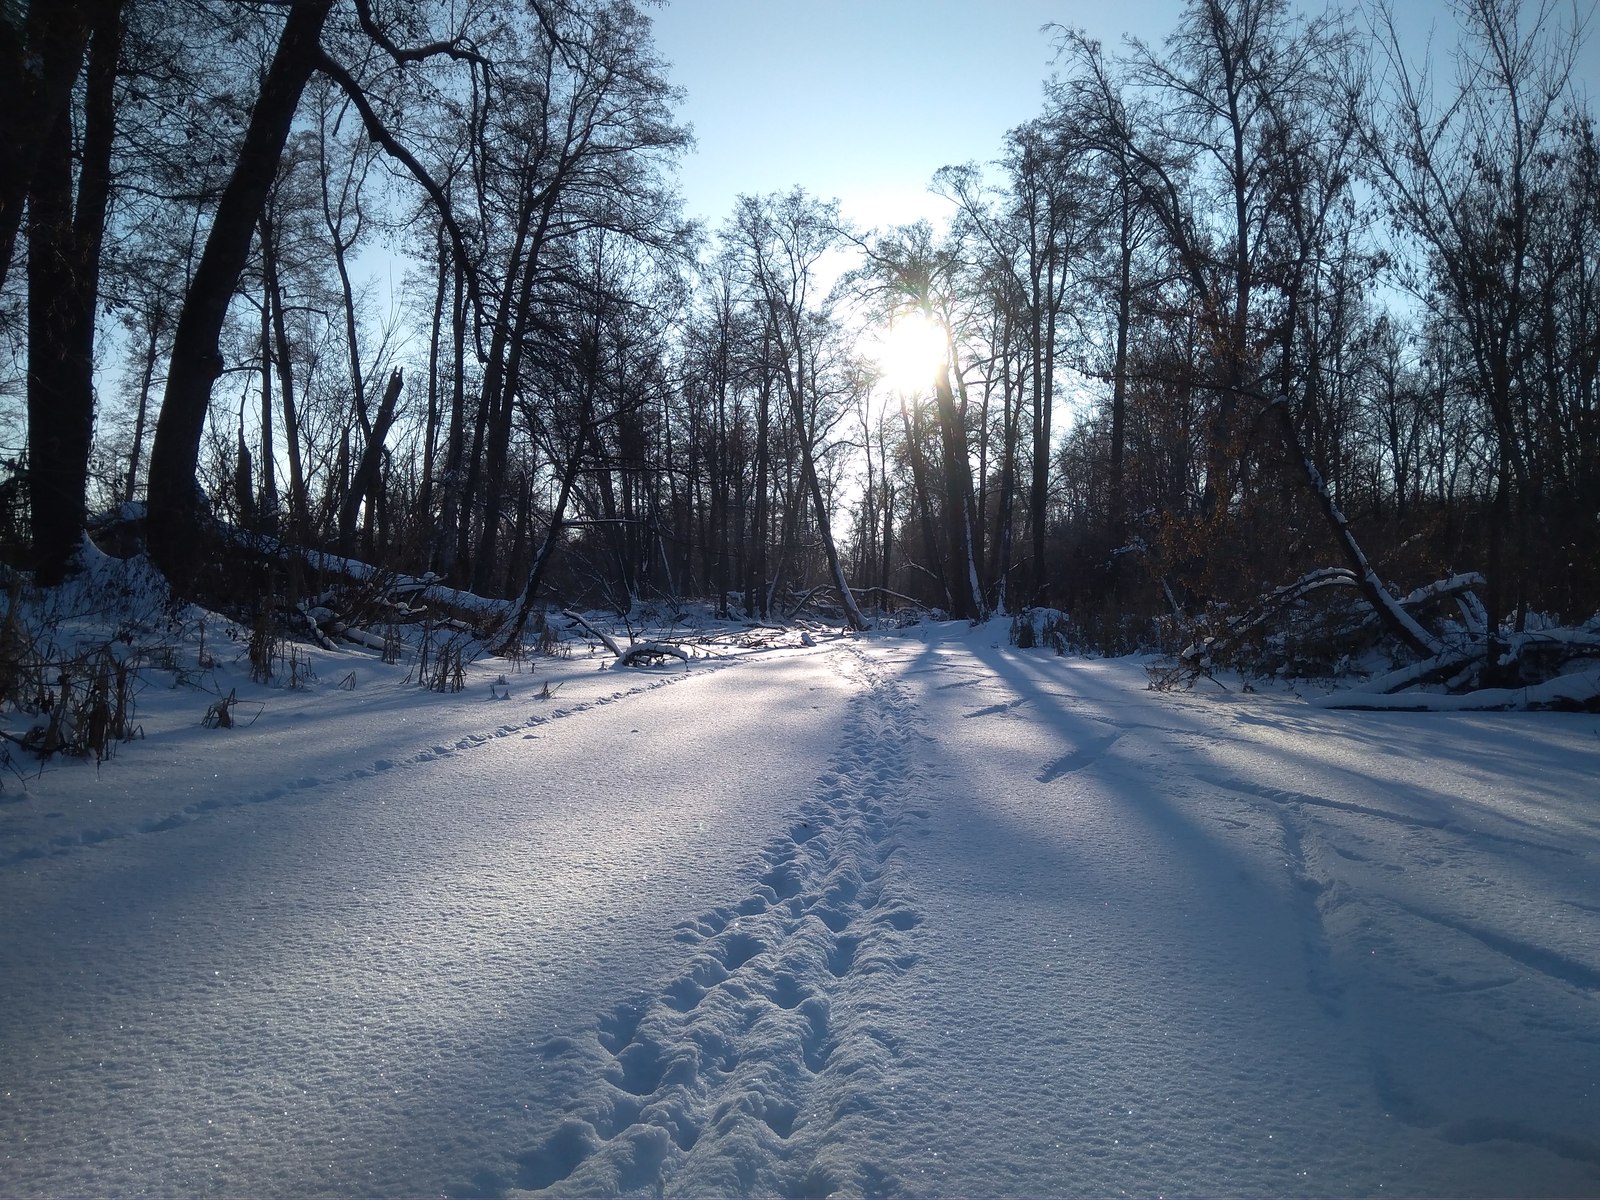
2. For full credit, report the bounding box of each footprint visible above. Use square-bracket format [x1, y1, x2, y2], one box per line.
[799, 998, 832, 1073]
[538, 1035, 584, 1060]
[822, 876, 860, 907]
[660, 1107, 701, 1152]
[761, 1097, 801, 1139]
[514, 1119, 599, 1192]
[826, 935, 859, 978]
[662, 977, 706, 1013]
[759, 863, 804, 900]
[735, 893, 772, 917]
[768, 973, 806, 1010]
[610, 1041, 666, 1096]
[873, 907, 921, 931]
[597, 1000, 647, 1054]
[674, 907, 731, 942]
[689, 1029, 740, 1074]
[609, 1126, 674, 1195]
[717, 931, 767, 971]
[809, 906, 850, 934]
[589, 1093, 643, 1138]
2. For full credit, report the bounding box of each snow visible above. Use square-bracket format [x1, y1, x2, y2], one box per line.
[2, 606, 1598, 1196]
[1314, 665, 1600, 710]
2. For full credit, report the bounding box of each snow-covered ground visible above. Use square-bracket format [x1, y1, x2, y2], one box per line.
[2, 612, 1598, 1196]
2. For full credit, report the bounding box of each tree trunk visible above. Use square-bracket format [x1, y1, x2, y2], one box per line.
[900, 399, 947, 608]
[123, 309, 162, 505]
[0, 0, 107, 293]
[418, 230, 448, 542]
[496, 339, 599, 649]
[1110, 190, 1133, 551]
[469, 176, 548, 592]
[262, 214, 309, 544]
[1274, 397, 1440, 659]
[27, 105, 91, 584]
[257, 284, 278, 532]
[1028, 254, 1060, 606]
[992, 351, 1020, 615]
[796, 430, 866, 630]
[25, 1, 119, 584]
[338, 369, 403, 550]
[146, 0, 333, 583]
[435, 262, 468, 575]
[747, 370, 771, 619]
[933, 359, 985, 620]
[774, 318, 865, 631]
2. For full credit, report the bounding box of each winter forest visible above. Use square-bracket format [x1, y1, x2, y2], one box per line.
[3, 0, 1600, 1196]
[0, 0, 1593, 678]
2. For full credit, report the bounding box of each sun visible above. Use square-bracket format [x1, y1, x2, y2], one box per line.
[871, 311, 948, 396]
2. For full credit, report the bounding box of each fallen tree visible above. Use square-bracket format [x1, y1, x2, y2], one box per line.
[1310, 665, 1600, 712]
[1144, 565, 1600, 710]
[1139, 390, 1600, 711]
[560, 609, 691, 667]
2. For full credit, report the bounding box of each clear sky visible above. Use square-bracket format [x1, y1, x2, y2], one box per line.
[648, 0, 1140, 231]
[648, 0, 1600, 235]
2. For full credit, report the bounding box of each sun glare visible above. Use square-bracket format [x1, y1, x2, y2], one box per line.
[872, 312, 948, 396]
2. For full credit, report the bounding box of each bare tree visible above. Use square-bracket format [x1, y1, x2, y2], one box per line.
[849, 222, 988, 621]
[25, 0, 122, 583]
[936, 120, 1092, 606]
[733, 191, 867, 631]
[1363, 0, 1596, 666]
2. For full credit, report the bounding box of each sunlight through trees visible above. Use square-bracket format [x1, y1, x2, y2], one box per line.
[2, 0, 1597, 695]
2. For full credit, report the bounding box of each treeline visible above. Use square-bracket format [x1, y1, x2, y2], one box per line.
[2, 0, 1595, 657]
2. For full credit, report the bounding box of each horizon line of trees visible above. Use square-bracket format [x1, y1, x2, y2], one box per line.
[2, 0, 1596, 663]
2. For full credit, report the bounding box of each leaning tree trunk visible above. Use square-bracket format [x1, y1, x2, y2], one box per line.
[1273, 397, 1442, 659]
[796, 435, 867, 631]
[145, 0, 333, 585]
[495, 335, 602, 652]
[337, 368, 403, 551]
[122, 308, 162, 505]
[776, 330, 866, 632]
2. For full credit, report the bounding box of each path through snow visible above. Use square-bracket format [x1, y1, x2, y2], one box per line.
[1, 624, 1596, 1196]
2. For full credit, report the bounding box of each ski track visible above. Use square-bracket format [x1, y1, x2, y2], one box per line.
[1197, 775, 1576, 857]
[1189, 755, 1600, 1178]
[0, 671, 698, 869]
[507, 645, 927, 1199]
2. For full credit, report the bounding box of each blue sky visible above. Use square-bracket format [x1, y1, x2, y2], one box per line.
[649, 0, 1600, 235]
[649, 0, 1138, 230]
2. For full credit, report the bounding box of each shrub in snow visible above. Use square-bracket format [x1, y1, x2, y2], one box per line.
[0, 550, 167, 763]
[1010, 608, 1074, 653]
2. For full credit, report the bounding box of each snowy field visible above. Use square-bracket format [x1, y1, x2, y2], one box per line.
[2, 614, 1598, 1197]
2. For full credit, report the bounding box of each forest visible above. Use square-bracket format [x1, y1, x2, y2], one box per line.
[2, 0, 1598, 704]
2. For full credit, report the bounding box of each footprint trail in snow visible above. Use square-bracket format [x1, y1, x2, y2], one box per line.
[513, 646, 928, 1198]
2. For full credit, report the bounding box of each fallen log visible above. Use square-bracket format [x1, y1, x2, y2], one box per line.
[1311, 667, 1600, 712]
[561, 609, 691, 668]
